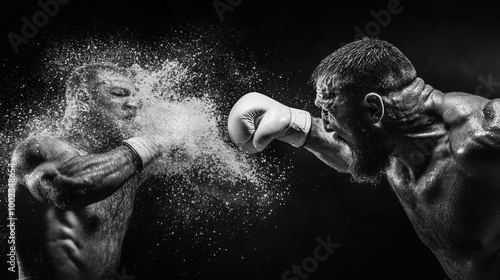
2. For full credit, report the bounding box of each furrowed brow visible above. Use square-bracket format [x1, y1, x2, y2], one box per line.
[315, 75, 338, 109]
[315, 86, 336, 109]
[315, 93, 334, 109]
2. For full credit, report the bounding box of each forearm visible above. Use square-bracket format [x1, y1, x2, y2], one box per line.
[34, 146, 139, 209]
[303, 118, 351, 173]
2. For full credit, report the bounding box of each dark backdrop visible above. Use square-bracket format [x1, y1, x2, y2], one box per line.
[1, 0, 500, 279]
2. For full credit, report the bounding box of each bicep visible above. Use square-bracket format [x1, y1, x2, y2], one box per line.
[12, 136, 80, 203]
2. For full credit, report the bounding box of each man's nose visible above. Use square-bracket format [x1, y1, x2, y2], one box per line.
[321, 109, 335, 132]
[124, 97, 141, 110]
[323, 121, 335, 132]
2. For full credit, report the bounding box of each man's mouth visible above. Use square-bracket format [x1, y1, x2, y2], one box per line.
[332, 131, 348, 145]
[123, 112, 137, 121]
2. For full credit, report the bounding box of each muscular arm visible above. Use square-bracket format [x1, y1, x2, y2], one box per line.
[13, 136, 150, 210]
[435, 91, 500, 177]
[462, 98, 500, 176]
[303, 117, 351, 173]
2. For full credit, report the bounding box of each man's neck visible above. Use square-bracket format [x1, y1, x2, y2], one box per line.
[391, 125, 447, 179]
[61, 115, 125, 154]
[388, 78, 448, 178]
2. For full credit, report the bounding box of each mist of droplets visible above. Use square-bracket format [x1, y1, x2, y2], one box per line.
[0, 29, 294, 255]
[130, 62, 278, 208]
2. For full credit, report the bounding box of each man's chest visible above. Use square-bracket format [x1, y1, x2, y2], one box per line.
[80, 180, 138, 235]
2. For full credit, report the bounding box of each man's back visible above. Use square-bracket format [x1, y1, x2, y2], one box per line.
[386, 92, 500, 279]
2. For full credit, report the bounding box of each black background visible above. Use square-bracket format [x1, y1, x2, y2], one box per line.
[2, 0, 500, 279]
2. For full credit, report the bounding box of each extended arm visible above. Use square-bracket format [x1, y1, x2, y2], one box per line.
[13, 136, 157, 210]
[304, 117, 351, 173]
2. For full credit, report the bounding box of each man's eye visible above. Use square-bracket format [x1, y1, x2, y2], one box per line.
[110, 88, 130, 97]
[318, 100, 334, 111]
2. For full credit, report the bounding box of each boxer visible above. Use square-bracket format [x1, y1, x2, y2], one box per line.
[228, 38, 500, 279]
[10, 63, 160, 279]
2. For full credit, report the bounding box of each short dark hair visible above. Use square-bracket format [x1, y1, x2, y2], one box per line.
[311, 38, 417, 100]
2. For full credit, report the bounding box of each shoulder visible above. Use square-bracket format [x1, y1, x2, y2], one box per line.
[438, 91, 486, 127]
[482, 99, 500, 129]
[464, 98, 500, 149]
[449, 97, 500, 175]
[471, 99, 500, 153]
[11, 135, 74, 173]
[436, 91, 486, 154]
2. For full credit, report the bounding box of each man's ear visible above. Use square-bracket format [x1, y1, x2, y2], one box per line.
[362, 93, 385, 126]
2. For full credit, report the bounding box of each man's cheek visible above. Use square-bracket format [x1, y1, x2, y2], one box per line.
[107, 102, 122, 114]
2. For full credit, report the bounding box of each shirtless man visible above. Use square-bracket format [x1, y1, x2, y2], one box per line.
[228, 38, 500, 279]
[10, 63, 160, 280]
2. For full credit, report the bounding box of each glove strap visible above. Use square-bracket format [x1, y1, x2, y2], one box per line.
[122, 137, 155, 172]
[279, 108, 312, 147]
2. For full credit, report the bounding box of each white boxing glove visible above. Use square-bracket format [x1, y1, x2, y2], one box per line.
[122, 137, 160, 171]
[227, 92, 311, 153]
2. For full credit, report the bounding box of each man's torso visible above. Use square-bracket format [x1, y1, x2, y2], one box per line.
[15, 139, 139, 280]
[387, 93, 500, 279]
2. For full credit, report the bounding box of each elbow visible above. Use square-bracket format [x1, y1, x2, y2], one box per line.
[53, 191, 89, 211]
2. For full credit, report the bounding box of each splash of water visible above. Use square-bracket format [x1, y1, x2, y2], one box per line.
[0, 30, 298, 267]
[130, 62, 274, 206]
[1, 35, 290, 233]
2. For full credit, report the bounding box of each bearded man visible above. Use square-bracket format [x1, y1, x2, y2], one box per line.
[228, 38, 500, 279]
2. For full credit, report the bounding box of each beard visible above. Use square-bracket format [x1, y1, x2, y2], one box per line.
[348, 124, 390, 185]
